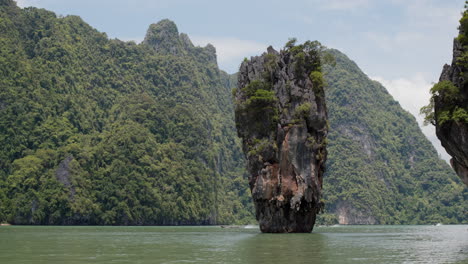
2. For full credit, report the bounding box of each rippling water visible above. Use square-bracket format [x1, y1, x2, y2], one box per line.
[0, 225, 466, 263]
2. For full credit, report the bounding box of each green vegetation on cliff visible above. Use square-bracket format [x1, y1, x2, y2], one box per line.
[234, 41, 329, 232]
[420, 3, 468, 187]
[318, 50, 467, 225]
[0, 1, 253, 225]
[422, 3, 468, 126]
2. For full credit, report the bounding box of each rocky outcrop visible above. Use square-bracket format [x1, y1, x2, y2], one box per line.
[143, 19, 181, 54]
[55, 155, 76, 198]
[142, 19, 216, 63]
[435, 38, 468, 187]
[336, 202, 377, 225]
[234, 42, 328, 233]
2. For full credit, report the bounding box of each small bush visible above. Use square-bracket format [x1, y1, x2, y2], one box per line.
[310, 71, 324, 88]
[452, 107, 468, 123]
[294, 102, 311, 119]
[430, 80, 459, 102]
[437, 110, 451, 125]
[246, 89, 276, 106]
[242, 80, 271, 97]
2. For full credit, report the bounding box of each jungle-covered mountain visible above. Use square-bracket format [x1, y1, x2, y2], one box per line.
[0, 0, 465, 226]
[0, 0, 253, 225]
[318, 50, 467, 225]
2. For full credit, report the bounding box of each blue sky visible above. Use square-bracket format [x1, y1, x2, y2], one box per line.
[15, 0, 465, 161]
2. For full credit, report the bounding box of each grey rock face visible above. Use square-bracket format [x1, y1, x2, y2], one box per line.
[204, 44, 217, 64]
[55, 155, 76, 198]
[336, 201, 377, 225]
[179, 33, 194, 50]
[234, 44, 328, 233]
[143, 19, 181, 55]
[142, 19, 217, 63]
[436, 38, 468, 186]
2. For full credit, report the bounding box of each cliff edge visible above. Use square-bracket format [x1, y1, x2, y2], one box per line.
[425, 8, 468, 187]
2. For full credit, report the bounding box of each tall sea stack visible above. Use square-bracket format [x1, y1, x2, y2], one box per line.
[234, 41, 329, 233]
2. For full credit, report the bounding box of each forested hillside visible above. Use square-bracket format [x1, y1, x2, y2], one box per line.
[0, 0, 253, 225]
[318, 50, 467, 225]
[0, 0, 465, 226]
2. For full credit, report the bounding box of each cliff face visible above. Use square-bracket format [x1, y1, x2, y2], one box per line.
[435, 38, 468, 187]
[234, 42, 328, 233]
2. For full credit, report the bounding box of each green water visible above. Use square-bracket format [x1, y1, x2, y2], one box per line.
[0, 225, 467, 264]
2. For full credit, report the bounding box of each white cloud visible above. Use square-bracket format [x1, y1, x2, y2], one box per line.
[191, 36, 267, 73]
[296, 15, 314, 25]
[391, 0, 461, 23]
[15, 0, 40, 7]
[362, 0, 460, 67]
[371, 74, 451, 162]
[309, 0, 371, 10]
[119, 37, 144, 43]
[364, 31, 425, 52]
[372, 74, 430, 120]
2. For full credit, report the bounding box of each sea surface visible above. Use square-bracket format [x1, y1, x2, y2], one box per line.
[0, 225, 467, 264]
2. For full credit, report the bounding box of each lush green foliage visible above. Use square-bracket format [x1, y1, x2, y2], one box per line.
[431, 81, 460, 99]
[421, 80, 465, 125]
[285, 38, 323, 77]
[309, 71, 325, 97]
[241, 80, 272, 97]
[317, 50, 467, 225]
[457, 1, 468, 45]
[236, 79, 278, 138]
[0, 1, 254, 225]
[0, 0, 464, 226]
[294, 102, 312, 119]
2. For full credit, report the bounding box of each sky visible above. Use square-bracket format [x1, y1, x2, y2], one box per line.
[15, 0, 465, 162]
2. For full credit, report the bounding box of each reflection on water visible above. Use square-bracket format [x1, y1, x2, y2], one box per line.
[0, 225, 466, 264]
[239, 232, 328, 264]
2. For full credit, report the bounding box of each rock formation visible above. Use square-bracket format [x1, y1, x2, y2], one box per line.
[234, 41, 328, 233]
[433, 20, 468, 187]
[142, 19, 217, 63]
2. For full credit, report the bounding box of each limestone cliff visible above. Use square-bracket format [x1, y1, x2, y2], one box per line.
[432, 16, 468, 187]
[142, 19, 217, 63]
[234, 41, 328, 233]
